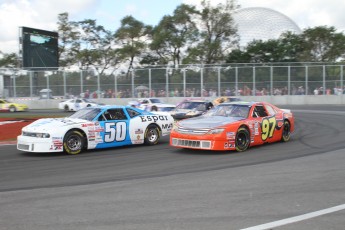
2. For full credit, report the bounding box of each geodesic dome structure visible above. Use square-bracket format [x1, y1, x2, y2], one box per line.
[233, 7, 302, 47]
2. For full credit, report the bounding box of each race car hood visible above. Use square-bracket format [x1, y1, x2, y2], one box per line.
[177, 116, 244, 129]
[23, 118, 89, 132]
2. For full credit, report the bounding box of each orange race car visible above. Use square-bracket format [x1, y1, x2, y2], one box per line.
[170, 101, 294, 152]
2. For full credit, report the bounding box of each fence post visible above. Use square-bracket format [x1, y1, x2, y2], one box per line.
[235, 67, 238, 96]
[288, 66, 291, 96]
[183, 68, 186, 97]
[63, 71, 67, 98]
[149, 68, 151, 95]
[131, 70, 135, 98]
[218, 67, 221, 96]
[305, 65, 308, 95]
[270, 66, 273, 96]
[253, 66, 256, 96]
[341, 65, 344, 94]
[29, 71, 33, 97]
[323, 65, 326, 95]
[200, 67, 203, 97]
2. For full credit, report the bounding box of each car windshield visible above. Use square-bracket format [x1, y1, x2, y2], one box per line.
[150, 98, 163, 103]
[176, 101, 207, 111]
[68, 108, 102, 121]
[205, 104, 250, 118]
[159, 107, 175, 112]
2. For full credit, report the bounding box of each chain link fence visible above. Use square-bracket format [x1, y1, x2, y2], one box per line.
[1, 63, 344, 99]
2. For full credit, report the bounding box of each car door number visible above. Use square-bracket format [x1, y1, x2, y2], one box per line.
[104, 122, 126, 142]
[261, 117, 276, 141]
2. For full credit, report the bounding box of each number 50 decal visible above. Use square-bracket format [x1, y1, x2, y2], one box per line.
[104, 122, 126, 142]
[261, 117, 277, 141]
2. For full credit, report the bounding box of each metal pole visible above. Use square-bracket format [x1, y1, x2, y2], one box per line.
[253, 66, 256, 96]
[183, 69, 186, 97]
[270, 66, 273, 96]
[97, 70, 101, 99]
[114, 73, 117, 98]
[200, 67, 203, 97]
[218, 67, 221, 96]
[323, 65, 326, 95]
[288, 66, 291, 96]
[29, 71, 33, 97]
[149, 69, 151, 96]
[340, 65, 344, 94]
[166, 68, 169, 98]
[235, 67, 238, 96]
[80, 70, 83, 96]
[63, 71, 67, 98]
[305, 66, 308, 95]
[131, 70, 135, 98]
[13, 73, 16, 98]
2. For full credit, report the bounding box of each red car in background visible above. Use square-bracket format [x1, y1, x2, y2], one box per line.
[170, 101, 294, 152]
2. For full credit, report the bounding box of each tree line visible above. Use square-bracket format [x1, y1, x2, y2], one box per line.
[1, 0, 345, 73]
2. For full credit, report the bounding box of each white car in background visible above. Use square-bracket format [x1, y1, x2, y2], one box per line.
[128, 98, 176, 112]
[58, 98, 104, 112]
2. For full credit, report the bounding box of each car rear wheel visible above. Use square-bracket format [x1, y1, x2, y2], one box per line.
[9, 105, 16, 112]
[235, 127, 250, 152]
[281, 120, 291, 142]
[144, 125, 160, 145]
[63, 130, 85, 155]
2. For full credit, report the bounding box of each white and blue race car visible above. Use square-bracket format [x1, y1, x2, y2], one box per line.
[17, 105, 174, 154]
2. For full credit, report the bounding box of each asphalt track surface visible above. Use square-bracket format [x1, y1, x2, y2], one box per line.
[1, 105, 345, 230]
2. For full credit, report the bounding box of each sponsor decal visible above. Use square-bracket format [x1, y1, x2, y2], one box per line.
[50, 140, 63, 150]
[162, 123, 172, 130]
[224, 142, 234, 149]
[135, 129, 143, 134]
[226, 132, 235, 139]
[137, 135, 140, 140]
[254, 122, 259, 135]
[140, 115, 169, 122]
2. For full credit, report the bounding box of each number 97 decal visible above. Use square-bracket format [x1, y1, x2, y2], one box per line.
[261, 117, 277, 141]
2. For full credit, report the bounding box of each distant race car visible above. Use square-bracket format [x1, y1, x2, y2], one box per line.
[170, 101, 294, 152]
[17, 105, 174, 154]
[212, 96, 241, 106]
[128, 98, 176, 112]
[170, 99, 213, 120]
[58, 98, 104, 111]
[0, 99, 28, 112]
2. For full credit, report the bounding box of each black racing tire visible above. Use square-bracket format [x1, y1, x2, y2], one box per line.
[63, 130, 85, 155]
[9, 105, 16, 112]
[144, 125, 160, 145]
[281, 120, 291, 142]
[64, 105, 69, 112]
[235, 127, 250, 152]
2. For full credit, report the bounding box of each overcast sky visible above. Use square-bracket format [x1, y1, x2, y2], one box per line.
[0, 0, 344, 54]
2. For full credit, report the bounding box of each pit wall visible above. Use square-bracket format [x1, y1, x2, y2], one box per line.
[8, 95, 345, 110]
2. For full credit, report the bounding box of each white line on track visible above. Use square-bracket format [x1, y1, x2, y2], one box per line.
[240, 204, 345, 230]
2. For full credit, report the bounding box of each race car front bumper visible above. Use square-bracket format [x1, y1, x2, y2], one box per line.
[17, 136, 64, 153]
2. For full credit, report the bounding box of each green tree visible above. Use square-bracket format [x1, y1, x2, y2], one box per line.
[148, 4, 198, 66]
[0, 52, 18, 67]
[301, 26, 345, 62]
[57, 12, 81, 67]
[185, 0, 239, 64]
[115, 16, 152, 76]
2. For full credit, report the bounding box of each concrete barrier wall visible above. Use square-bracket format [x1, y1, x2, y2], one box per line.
[8, 95, 345, 110]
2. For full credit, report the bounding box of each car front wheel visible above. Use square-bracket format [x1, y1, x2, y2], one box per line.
[281, 120, 291, 142]
[63, 130, 85, 155]
[9, 105, 16, 112]
[235, 127, 250, 152]
[144, 125, 160, 145]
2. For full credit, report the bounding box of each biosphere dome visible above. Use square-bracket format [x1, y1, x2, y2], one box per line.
[233, 7, 302, 47]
